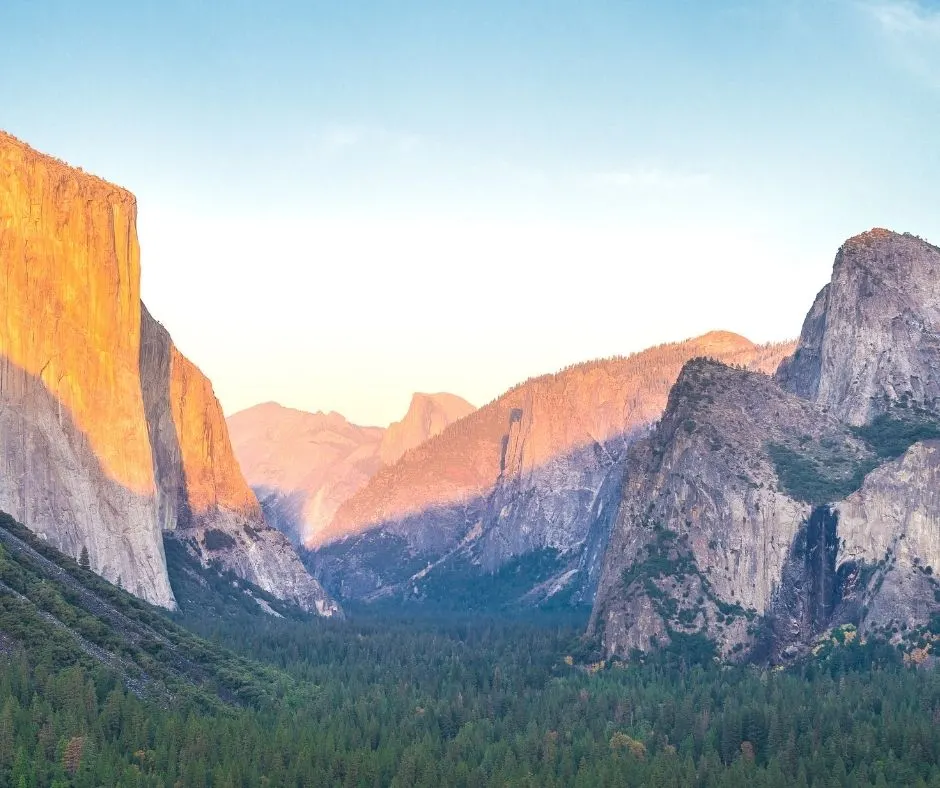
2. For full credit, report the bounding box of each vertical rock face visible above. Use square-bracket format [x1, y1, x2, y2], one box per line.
[140, 308, 340, 617]
[0, 131, 337, 615]
[313, 334, 795, 606]
[777, 230, 940, 424]
[588, 361, 872, 657]
[0, 131, 174, 607]
[835, 440, 940, 634]
[140, 306, 262, 530]
[379, 393, 475, 465]
[594, 229, 940, 662]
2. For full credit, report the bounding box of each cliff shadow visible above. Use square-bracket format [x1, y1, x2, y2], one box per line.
[750, 505, 868, 663]
[253, 485, 308, 546]
[139, 303, 194, 533]
[0, 353, 175, 607]
[304, 428, 637, 612]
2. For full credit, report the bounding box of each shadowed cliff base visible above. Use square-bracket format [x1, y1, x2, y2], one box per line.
[0, 352, 337, 617]
[139, 306, 341, 617]
[305, 428, 651, 612]
[320, 332, 795, 548]
[0, 355, 174, 607]
[750, 505, 855, 663]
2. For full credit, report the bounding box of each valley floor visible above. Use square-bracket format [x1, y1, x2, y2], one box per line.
[0, 509, 935, 787]
[3, 593, 940, 785]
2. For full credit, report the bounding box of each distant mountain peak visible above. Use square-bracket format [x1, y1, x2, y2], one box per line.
[379, 392, 476, 465]
[228, 393, 473, 548]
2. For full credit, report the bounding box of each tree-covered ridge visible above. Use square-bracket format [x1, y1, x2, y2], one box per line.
[768, 405, 940, 505]
[0, 512, 303, 712]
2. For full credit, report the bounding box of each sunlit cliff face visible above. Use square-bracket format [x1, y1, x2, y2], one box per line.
[0, 131, 156, 496]
[324, 332, 795, 544]
[0, 131, 337, 614]
[0, 132, 173, 607]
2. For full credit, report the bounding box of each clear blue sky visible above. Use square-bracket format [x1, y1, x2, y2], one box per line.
[3, 0, 939, 425]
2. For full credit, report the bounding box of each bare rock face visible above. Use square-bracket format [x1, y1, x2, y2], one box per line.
[778, 229, 940, 425]
[0, 131, 337, 616]
[379, 393, 475, 465]
[0, 131, 174, 607]
[593, 229, 940, 662]
[589, 360, 873, 658]
[313, 334, 795, 605]
[228, 404, 385, 547]
[227, 394, 473, 549]
[141, 311, 340, 616]
[836, 440, 940, 635]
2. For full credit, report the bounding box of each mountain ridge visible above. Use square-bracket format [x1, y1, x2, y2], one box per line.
[591, 229, 940, 663]
[227, 392, 474, 548]
[310, 332, 795, 608]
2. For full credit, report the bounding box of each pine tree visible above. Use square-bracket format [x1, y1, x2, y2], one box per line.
[79, 546, 90, 570]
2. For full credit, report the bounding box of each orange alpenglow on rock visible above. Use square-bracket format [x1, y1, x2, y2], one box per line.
[141, 307, 263, 529]
[0, 131, 173, 607]
[324, 332, 794, 546]
[0, 133, 154, 494]
[227, 392, 475, 548]
[0, 131, 338, 616]
[379, 393, 476, 466]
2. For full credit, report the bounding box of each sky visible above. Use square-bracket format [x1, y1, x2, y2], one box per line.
[2, 0, 939, 426]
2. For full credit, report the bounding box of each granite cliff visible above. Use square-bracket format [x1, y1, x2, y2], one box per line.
[588, 360, 874, 658]
[311, 334, 794, 606]
[0, 131, 173, 607]
[592, 230, 940, 662]
[379, 392, 475, 465]
[141, 311, 339, 615]
[227, 393, 473, 548]
[777, 230, 940, 424]
[0, 131, 336, 615]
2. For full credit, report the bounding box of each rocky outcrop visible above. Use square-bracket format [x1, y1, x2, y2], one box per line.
[141, 311, 339, 616]
[313, 334, 795, 606]
[835, 440, 940, 635]
[379, 393, 475, 465]
[227, 394, 473, 549]
[0, 131, 336, 615]
[0, 131, 174, 607]
[777, 230, 940, 424]
[589, 360, 873, 658]
[593, 229, 940, 662]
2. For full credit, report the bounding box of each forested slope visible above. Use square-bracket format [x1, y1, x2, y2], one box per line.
[0, 505, 938, 786]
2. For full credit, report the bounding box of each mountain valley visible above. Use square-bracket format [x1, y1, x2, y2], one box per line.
[304, 333, 794, 610]
[8, 1, 940, 782]
[227, 392, 474, 548]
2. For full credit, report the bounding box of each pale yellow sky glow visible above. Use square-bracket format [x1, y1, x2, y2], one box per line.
[8, 0, 940, 427]
[139, 209, 822, 426]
